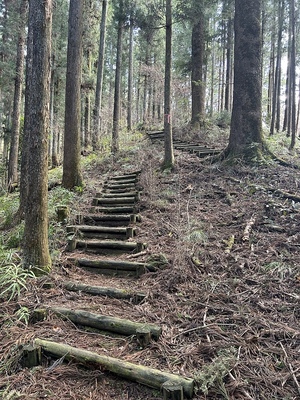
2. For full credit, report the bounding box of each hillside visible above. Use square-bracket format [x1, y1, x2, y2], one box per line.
[0, 132, 299, 399]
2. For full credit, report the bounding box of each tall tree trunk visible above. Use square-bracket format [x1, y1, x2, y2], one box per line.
[225, 0, 263, 162]
[93, 0, 108, 149]
[62, 0, 83, 189]
[289, 0, 296, 148]
[191, 13, 205, 126]
[7, 0, 28, 189]
[224, 15, 233, 111]
[112, 2, 124, 154]
[163, 0, 174, 169]
[22, 0, 52, 272]
[127, 15, 134, 131]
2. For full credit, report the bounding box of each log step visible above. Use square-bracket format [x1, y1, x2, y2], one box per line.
[89, 205, 135, 214]
[34, 339, 194, 398]
[69, 257, 153, 277]
[62, 281, 146, 302]
[67, 238, 147, 255]
[33, 307, 161, 339]
[76, 213, 141, 227]
[92, 197, 136, 206]
[96, 191, 140, 200]
[66, 225, 136, 240]
[104, 182, 137, 190]
[105, 178, 137, 185]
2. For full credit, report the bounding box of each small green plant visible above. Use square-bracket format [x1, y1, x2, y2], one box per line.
[194, 348, 237, 395]
[14, 306, 30, 325]
[0, 253, 35, 301]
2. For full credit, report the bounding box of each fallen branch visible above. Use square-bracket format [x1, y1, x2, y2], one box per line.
[34, 338, 194, 398]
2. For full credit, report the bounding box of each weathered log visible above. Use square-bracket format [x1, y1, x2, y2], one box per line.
[34, 307, 161, 339]
[71, 256, 162, 274]
[111, 171, 141, 180]
[68, 239, 146, 255]
[96, 191, 140, 200]
[105, 178, 137, 185]
[62, 281, 146, 302]
[92, 197, 136, 206]
[104, 182, 137, 189]
[76, 213, 140, 226]
[34, 339, 194, 398]
[89, 206, 135, 214]
[70, 257, 146, 277]
[66, 225, 136, 239]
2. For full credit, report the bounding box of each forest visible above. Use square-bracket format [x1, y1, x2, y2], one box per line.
[0, 0, 299, 399]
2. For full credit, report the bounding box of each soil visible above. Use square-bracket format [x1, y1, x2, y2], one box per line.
[1, 131, 299, 399]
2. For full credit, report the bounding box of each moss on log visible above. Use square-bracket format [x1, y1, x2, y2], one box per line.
[62, 281, 146, 302]
[34, 307, 161, 339]
[34, 338, 194, 398]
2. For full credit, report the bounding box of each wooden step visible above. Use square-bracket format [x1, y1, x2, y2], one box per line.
[69, 257, 148, 277]
[92, 197, 136, 206]
[67, 238, 147, 255]
[66, 225, 136, 240]
[89, 205, 135, 214]
[62, 281, 146, 302]
[76, 213, 141, 227]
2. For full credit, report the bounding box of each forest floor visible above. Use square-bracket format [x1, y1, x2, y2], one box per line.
[0, 127, 300, 399]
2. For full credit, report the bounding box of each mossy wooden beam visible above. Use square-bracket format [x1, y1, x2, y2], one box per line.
[62, 281, 146, 302]
[33, 307, 161, 339]
[69, 257, 146, 276]
[34, 338, 194, 398]
[68, 239, 147, 254]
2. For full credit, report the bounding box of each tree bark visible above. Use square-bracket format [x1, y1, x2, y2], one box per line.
[22, 0, 52, 272]
[93, 0, 108, 149]
[112, 0, 124, 154]
[163, 0, 174, 169]
[62, 0, 83, 189]
[191, 14, 205, 125]
[7, 0, 28, 188]
[225, 0, 263, 162]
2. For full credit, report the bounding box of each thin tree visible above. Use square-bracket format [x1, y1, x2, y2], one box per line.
[93, 0, 108, 149]
[163, 0, 174, 169]
[22, 0, 52, 272]
[7, 0, 28, 189]
[112, 0, 124, 154]
[62, 0, 83, 189]
[224, 0, 263, 162]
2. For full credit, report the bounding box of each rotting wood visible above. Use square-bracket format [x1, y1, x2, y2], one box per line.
[34, 339, 194, 398]
[56, 205, 69, 223]
[136, 327, 152, 348]
[20, 344, 41, 368]
[62, 281, 146, 302]
[162, 380, 184, 400]
[33, 307, 161, 339]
